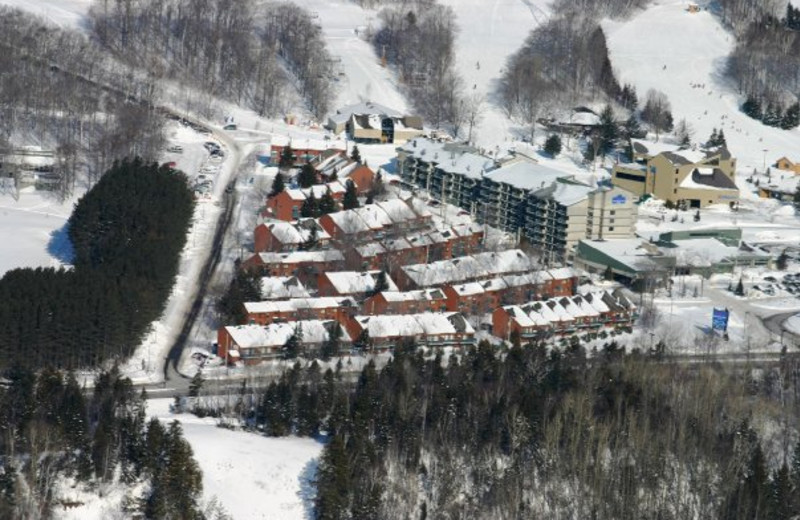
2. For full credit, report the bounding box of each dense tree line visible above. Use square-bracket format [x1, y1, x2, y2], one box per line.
[0, 7, 165, 199]
[89, 0, 334, 119]
[725, 5, 800, 126]
[499, 16, 620, 137]
[0, 367, 204, 518]
[193, 341, 800, 519]
[373, 1, 465, 130]
[0, 159, 194, 370]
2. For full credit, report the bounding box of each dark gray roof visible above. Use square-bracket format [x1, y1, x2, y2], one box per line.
[662, 151, 693, 166]
[690, 168, 737, 190]
[632, 141, 649, 154]
[354, 114, 374, 130]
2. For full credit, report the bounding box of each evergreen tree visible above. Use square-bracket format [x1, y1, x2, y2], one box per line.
[777, 249, 789, 270]
[675, 118, 693, 148]
[619, 83, 638, 110]
[188, 370, 204, 398]
[321, 322, 343, 361]
[319, 188, 337, 215]
[764, 103, 784, 127]
[717, 129, 727, 147]
[369, 271, 389, 297]
[315, 434, 351, 518]
[300, 224, 319, 251]
[694, 209, 700, 222]
[217, 269, 262, 324]
[279, 144, 294, 170]
[743, 96, 763, 120]
[343, 180, 359, 210]
[768, 464, 794, 520]
[598, 104, 618, 155]
[735, 277, 745, 296]
[350, 144, 361, 163]
[781, 102, 800, 129]
[544, 134, 562, 157]
[707, 128, 720, 147]
[622, 114, 642, 141]
[270, 172, 286, 197]
[283, 325, 302, 359]
[298, 163, 317, 188]
[300, 191, 319, 218]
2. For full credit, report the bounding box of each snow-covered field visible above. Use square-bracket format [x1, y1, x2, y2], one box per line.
[148, 398, 323, 520]
[0, 0, 91, 28]
[604, 1, 800, 174]
[0, 191, 74, 276]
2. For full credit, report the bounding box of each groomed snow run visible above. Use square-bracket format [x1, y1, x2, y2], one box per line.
[0, 0, 91, 29]
[603, 1, 800, 174]
[147, 398, 323, 520]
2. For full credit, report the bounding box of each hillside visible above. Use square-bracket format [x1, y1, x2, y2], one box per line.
[604, 1, 800, 174]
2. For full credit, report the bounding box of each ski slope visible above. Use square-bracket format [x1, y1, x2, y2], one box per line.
[0, 0, 91, 29]
[291, 0, 409, 113]
[439, 0, 549, 146]
[604, 1, 800, 174]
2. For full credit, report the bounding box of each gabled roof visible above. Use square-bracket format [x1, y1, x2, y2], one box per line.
[323, 270, 398, 294]
[681, 168, 738, 190]
[328, 101, 404, 126]
[226, 320, 350, 349]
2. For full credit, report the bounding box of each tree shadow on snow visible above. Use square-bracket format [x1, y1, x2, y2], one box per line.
[47, 222, 75, 265]
[298, 456, 320, 520]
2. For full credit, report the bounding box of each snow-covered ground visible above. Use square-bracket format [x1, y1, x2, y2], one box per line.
[148, 398, 323, 520]
[292, 0, 409, 113]
[604, 1, 800, 175]
[0, 0, 91, 28]
[439, 0, 549, 146]
[0, 191, 75, 276]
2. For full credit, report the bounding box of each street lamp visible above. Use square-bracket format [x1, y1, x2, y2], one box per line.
[763, 149, 768, 171]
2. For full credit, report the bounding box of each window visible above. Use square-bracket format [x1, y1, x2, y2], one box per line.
[615, 172, 646, 183]
[608, 226, 615, 231]
[610, 210, 615, 216]
[609, 219, 615, 224]
[673, 189, 677, 194]
[291, 207, 299, 219]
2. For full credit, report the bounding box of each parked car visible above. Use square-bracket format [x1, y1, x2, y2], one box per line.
[167, 145, 184, 153]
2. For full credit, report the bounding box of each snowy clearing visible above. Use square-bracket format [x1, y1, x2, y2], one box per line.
[0, 191, 74, 276]
[0, 0, 91, 29]
[147, 398, 323, 520]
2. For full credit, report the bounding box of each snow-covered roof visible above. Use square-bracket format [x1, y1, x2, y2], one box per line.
[257, 250, 344, 264]
[355, 242, 387, 258]
[548, 181, 594, 206]
[764, 175, 800, 195]
[355, 312, 474, 338]
[547, 267, 577, 280]
[244, 297, 357, 315]
[401, 249, 537, 286]
[400, 139, 495, 179]
[661, 238, 769, 266]
[260, 276, 311, 300]
[631, 139, 682, 157]
[379, 289, 446, 302]
[226, 320, 350, 349]
[270, 135, 346, 152]
[376, 199, 419, 223]
[261, 221, 330, 245]
[328, 101, 404, 126]
[324, 270, 398, 294]
[304, 181, 346, 198]
[679, 168, 738, 191]
[353, 205, 393, 229]
[580, 239, 664, 272]
[485, 160, 573, 191]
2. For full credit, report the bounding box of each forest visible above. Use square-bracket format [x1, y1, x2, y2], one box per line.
[190, 341, 800, 519]
[0, 367, 205, 519]
[0, 158, 194, 370]
[726, 3, 800, 126]
[88, 0, 334, 119]
[373, 1, 466, 132]
[0, 7, 165, 199]
[497, 0, 632, 139]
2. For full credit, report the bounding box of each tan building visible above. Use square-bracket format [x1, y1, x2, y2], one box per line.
[612, 140, 738, 208]
[775, 156, 800, 174]
[326, 101, 423, 144]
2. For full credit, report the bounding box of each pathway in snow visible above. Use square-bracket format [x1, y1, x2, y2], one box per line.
[603, 1, 800, 174]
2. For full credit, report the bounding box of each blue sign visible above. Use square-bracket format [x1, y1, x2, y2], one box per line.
[712, 308, 729, 332]
[612, 194, 627, 205]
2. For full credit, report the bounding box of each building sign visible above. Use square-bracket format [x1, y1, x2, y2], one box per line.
[611, 194, 627, 205]
[711, 308, 729, 332]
